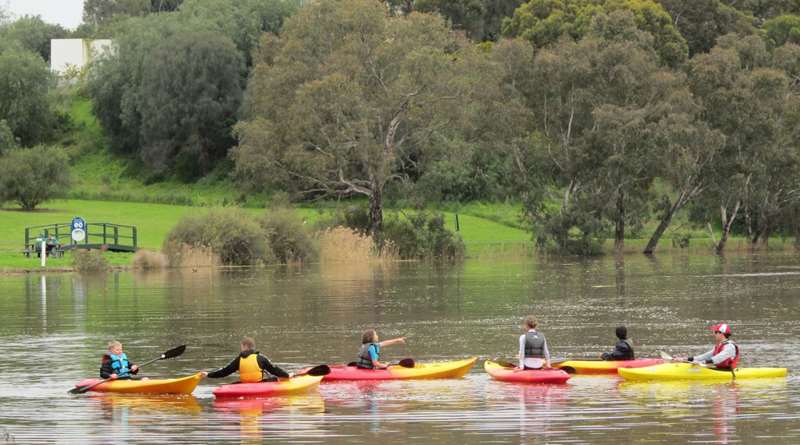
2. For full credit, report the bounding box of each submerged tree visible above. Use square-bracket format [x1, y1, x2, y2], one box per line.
[688, 34, 800, 253]
[516, 11, 688, 253]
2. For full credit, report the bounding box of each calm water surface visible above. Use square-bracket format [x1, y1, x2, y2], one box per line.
[1, 253, 799, 444]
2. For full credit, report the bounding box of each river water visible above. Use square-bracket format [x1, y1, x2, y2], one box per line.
[0, 253, 798, 444]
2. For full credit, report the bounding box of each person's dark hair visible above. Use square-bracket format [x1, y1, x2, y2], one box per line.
[362, 329, 377, 344]
[241, 336, 256, 350]
[718, 331, 731, 339]
[615, 326, 628, 340]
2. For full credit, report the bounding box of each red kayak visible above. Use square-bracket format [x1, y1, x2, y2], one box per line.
[484, 361, 571, 384]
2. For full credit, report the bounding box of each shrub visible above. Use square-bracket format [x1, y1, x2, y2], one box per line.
[132, 249, 167, 270]
[0, 145, 70, 210]
[73, 249, 110, 273]
[163, 209, 272, 266]
[380, 212, 465, 261]
[260, 207, 318, 263]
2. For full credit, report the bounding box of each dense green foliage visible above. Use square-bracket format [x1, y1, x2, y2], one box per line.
[0, 15, 68, 61]
[87, 0, 295, 179]
[0, 47, 57, 146]
[0, 146, 71, 210]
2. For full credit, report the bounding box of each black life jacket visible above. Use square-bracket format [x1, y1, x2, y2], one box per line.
[524, 331, 546, 358]
[357, 343, 380, 369]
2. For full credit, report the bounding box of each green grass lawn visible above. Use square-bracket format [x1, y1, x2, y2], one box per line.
[0, 199, 533, 270]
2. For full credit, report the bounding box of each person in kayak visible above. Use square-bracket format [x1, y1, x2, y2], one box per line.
[201, 337, 290, 382]
[100, 340, 140, 380]
[601, 326, 635, 360]
[686, 323, 740, 370]
[356, 329, 406, 369]
[519, 316, 551, 369]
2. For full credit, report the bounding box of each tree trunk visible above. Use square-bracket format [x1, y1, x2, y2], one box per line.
[643, 206, 675, 255]
[716, 201, 741, 255]
[369, 183, 383, 237]
[614, 192, 625, 252]
[643, 193, 687, 255]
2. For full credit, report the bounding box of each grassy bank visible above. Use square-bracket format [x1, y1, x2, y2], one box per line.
[0, 198, 533, 271]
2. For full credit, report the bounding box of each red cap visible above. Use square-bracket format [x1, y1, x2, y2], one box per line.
[711, 323, 731, 335]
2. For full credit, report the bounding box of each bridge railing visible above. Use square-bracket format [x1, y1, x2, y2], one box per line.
[24, 222, 138, 254]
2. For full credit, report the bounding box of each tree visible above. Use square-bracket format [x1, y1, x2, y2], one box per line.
[643, 110, 724, 254]
[0, 48, 56, 146]
[235, 0, 497, 234]
[0, 15, 68, 62]
[138, 31, 244, 179]
[764, 14, 800, 47]
[0, 119, 16, 154]
[176, 0, 301, 66]
[515, 10, 688, 253]
[688, 34, 799, 253]
[87, 1, 294, 177]
[655, 0, 754, 55]
[502, 0, 688, 66]
[0, 146, 70, 211]
[412, 0, 526, 41]
[83, 0, 151, 27]
[720, 0, 800, 21]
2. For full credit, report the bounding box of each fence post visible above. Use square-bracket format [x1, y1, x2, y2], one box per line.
[114, 226, 119, 246]
[132, 226, 137, 249]
[455, 213, 460, 232]
[103, 224, 107, 245]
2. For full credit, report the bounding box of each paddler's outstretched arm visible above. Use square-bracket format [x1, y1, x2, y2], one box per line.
[206, 357, 240, 378]
[258, 355, 289, 378]
[378, 337, 406, 347]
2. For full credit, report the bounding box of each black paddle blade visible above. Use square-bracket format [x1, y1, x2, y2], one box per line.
[163, 345, 187, 359]
[398, 358, 415, 368]
[305, 365, 331, 376]
[68, 385, 90, 394]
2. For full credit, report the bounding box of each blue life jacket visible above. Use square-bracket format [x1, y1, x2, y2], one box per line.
[109, 352, 131, 378]
[357, 343, 380, 369]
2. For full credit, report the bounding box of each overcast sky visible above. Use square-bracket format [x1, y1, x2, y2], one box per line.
[3, 0, 85, 29]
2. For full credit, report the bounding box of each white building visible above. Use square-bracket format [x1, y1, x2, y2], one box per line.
[50, 39, 113, 75]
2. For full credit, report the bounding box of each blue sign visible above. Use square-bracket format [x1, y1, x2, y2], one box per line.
[71, 217, 86, 242]
[71, 217, 85, 231]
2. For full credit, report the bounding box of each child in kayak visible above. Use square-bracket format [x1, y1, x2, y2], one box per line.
[686, 323, 740, 370]
[601, 326, 635, 360]
[356, 329, 406, 369]
[201, 337, 290, 382]
[100, 341, 140, 380]
[519, 316, 551, 369]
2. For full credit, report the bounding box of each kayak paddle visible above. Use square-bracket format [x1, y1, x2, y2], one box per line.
[69, 344, 187, 394]
[294, 364, 331, 377]
[345, 358, 415, 369]
[659, 351, 735, 380]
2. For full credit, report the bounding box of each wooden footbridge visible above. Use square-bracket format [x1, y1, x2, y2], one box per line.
[24, 222, 138, 257]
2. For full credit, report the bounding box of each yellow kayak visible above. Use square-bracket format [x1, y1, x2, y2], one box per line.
[555, 358, 663, 374]
[323, 357, 477, 380]
[73, 373, 202, 394]
[618, 363, 788, 382]
[213, 375, 323, 397]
